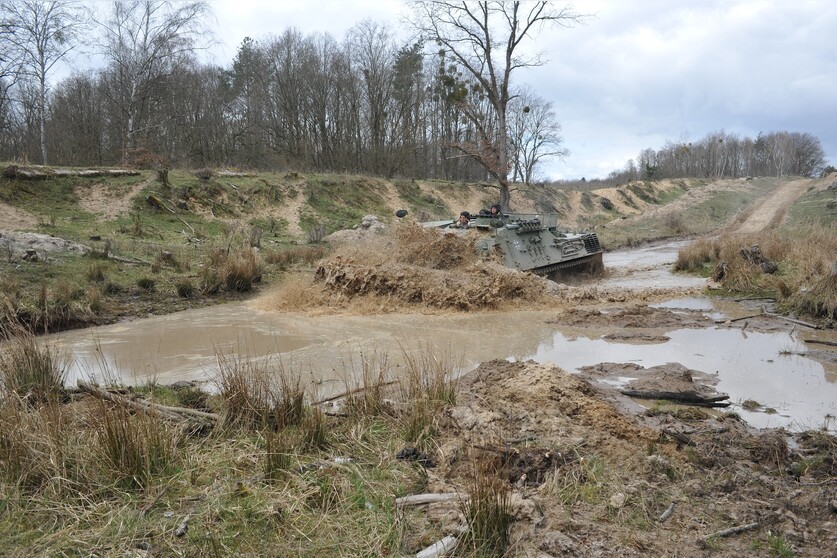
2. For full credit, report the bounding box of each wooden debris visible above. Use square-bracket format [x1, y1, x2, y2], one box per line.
[313, 380, 399, 406]
[77, 381, 218, 424]
[765, 313, 819, 329]
[4, 165, 139, 179]
[714, 313, 762, 324]
[662, 428, 695, 446]
[804, 338, 837, 347]
[395, 493, 468, 507]
[621, 389, 730, 407]
[416, 535, 458, 558]
[658, 502, 676, 523]
[705, 521, 759, 540]
[174, 514, 191, 537]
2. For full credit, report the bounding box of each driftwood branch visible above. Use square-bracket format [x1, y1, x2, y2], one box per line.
[764, 313, 819, 329]
[77, 381, 218, 423]
[416, 535, 458, 558]
[313, 380, 400, 406]
[620, 390, 730, 408]
[396, 493, 469, 507]
[658, 502, 676, 523]
[705, 521, 759, 540]
[714, 313, 762, 324]
[803, 338, 837, 347]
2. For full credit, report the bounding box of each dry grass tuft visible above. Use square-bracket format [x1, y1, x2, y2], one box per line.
[677, 225, 837, 318]
[0, 325, 65, 404]
[198, 246, 263, 294]
[343, 351, 395, 419]
[460, 456, 512, 557]
[264, 245, 327, 269]
[214, 351, 307, 430]
[92, 401, 179, 489]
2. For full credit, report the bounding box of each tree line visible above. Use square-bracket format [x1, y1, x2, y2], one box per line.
[0, 0, 568, 189]
[1, 1, 827, 190]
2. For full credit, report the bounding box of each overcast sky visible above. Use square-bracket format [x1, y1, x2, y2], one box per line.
[201, 0, 836, 180]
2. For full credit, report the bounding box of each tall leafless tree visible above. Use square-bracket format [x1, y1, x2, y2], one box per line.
[508, 87, 567, 184]
[2, 0, 85, 164]
[411, 1, 583, 209]
[96, 0, 212, 163]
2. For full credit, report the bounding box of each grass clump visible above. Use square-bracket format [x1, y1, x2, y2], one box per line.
[136, 277, 155, 291]
[198, 246, 263, 294]
[215, 352, 306, 430]
[264, 244, 326, 269]
[677, 225, 837, 319]
[0, 326, 65, 404]
[92, 401, 179, 489]
[460, 458, 512, 557]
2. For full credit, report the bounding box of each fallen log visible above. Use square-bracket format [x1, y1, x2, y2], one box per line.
[621, 389, 730, 407]
[395, 493, 468, 507]
[4, 165, 140, 179]
[77, 381, 218, 423]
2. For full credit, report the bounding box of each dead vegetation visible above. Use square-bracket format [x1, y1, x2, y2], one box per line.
[268, 223, 552, 313]
[676, 225, 837, 319]
[1, 327, 835, 556]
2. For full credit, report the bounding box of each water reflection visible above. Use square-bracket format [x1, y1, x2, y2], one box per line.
[521, 327, 837, 431]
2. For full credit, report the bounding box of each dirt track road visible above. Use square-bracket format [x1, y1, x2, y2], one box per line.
[728, 177, 811, 234]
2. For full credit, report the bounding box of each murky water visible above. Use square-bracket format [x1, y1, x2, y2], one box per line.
[48, 241, 837, 432]
[599, 240, 707, 291]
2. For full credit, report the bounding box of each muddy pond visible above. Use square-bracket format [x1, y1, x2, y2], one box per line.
[52, 241, 837, 432]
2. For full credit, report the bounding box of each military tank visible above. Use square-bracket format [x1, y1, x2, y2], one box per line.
[410, 210, 604, 280]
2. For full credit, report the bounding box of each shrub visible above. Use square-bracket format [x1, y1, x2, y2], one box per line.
[176, 279, 195, 298]
[194, 167, 214, 181]
[136, 277, 155, 291]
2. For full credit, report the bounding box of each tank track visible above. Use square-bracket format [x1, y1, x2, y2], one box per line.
[530, 252, 603, 277]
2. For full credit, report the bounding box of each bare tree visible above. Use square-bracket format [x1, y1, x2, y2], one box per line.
[96, 0, 212, 163]
[2, 0, 85, 164]
[508, 87, 567, 184]
[411, 1, 583, 209]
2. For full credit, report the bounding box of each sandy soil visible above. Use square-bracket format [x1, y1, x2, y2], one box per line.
[727, 178, 813, 234]
[76, 175, 155, 221]
[0, 201, 39, 230]
[402, 359, 837, 557]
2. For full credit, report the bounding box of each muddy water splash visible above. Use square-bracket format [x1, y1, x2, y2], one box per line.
[50, 241, 836, 431]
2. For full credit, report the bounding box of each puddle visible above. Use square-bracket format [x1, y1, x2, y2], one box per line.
[44, 240, 837, 433]
[53, 305, 560, 391]
[520, 327, 837, 431]
[599, 240, 706, 291]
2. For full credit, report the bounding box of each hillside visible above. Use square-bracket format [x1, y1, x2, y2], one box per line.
[0, 166, 833, 332]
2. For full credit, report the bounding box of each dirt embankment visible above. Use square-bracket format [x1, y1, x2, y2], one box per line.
[726, 178, 814, 234]
[406, 360, 837, 557]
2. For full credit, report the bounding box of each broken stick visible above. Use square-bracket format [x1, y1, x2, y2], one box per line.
[705, 521, 759, 540]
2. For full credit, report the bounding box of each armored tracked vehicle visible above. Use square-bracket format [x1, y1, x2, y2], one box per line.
[413, 210, 604, 279]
